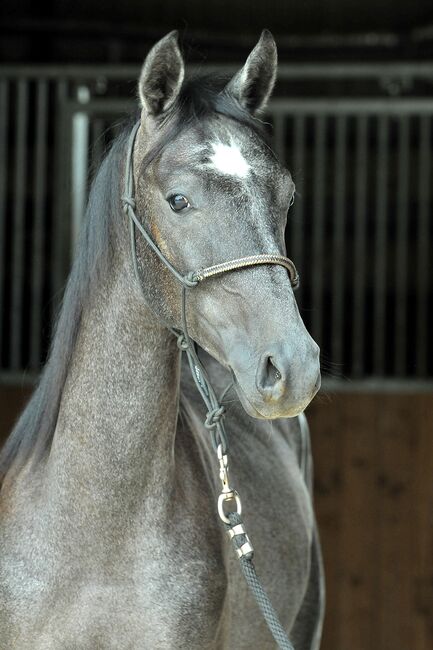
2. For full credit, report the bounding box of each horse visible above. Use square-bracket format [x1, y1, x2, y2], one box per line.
[0, 30, 324, 649]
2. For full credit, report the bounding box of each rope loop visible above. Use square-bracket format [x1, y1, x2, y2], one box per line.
[176, 334, 189, 351]
[205, 406, 226, 429]
[183, 271, 199, 287]
[121, 195, 136, 214]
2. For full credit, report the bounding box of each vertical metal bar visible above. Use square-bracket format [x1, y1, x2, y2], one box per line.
[394, 116, 410, 376]
[0, 80, 9, 368]
[290, 115, 306, 307]
[415, 116, 431, 376]
[351, 115, 368, 377]
[50, 79, 68, 329]
[70, 84, 91, 253]
[30, 80, 48, 370]
[10, 80, 28, 370]
[331, 115, 347, 367]
[311, 114, 326, 344]
[373, 115, 389, 376]
[71, 110, 89, 252]
[272, 114, 286, 164]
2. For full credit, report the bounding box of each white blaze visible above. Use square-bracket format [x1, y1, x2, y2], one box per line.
[209, 141, 251, 178]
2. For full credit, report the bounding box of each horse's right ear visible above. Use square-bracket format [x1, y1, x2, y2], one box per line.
[225, 30, 277, 115]
[138, 31, 185, 116]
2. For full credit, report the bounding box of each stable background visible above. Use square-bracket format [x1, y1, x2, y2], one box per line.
[1, 2, 432, 648]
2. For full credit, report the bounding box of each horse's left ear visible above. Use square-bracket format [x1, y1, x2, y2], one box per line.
[225, 30, 277, 115]
[138, 31, 185, 116]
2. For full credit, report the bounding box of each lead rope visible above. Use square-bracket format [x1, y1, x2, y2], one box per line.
[175, 306, 295, 650]
[122, 122, 296, 650]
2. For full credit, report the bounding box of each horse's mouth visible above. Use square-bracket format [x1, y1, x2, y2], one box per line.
[230, 368, 319, 420]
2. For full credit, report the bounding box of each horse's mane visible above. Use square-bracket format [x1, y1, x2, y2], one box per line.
[0, 73, 267, 484]
[0, 128, 130, 484]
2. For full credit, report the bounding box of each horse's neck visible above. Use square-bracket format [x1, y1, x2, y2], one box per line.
[45, 253, 181, 518]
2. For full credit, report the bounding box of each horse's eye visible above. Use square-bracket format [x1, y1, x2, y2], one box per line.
[168, 194, 190, 213]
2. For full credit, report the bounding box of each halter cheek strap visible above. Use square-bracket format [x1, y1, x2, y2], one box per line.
[121, 121, 298, 650]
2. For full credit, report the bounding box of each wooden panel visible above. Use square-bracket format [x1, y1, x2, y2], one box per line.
[308, 392, 433, 650]
[0, 385, 32, 447]
[1, 388, 432, 648]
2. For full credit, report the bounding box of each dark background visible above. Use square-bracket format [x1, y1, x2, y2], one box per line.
[2, 0, 433, 64]
[1, 2, 433, 649]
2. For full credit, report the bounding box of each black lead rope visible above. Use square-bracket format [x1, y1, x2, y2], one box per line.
[122, 122, 296, 650]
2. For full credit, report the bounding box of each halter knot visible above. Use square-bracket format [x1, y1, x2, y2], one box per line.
[183, 271, 199, 288]
[176, 334, 189, 351]
[122, 195, 136, 214]
[205, 406, 226, 429]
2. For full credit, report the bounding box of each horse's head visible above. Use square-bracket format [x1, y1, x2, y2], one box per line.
[131, 30, 320, 419]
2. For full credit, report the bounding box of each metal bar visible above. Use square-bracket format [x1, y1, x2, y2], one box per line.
[38, 97, 433, 118]
[272, 114, 286, 164]
[57, 99, 135, 115]
[71, 109, 89, 252]
[373, 115, 390, 376]
[50, 79, 68, 328]
[63, 109, 74, 266]
[30, 80, 48, 370]
[331, 115, 347, 367]
[352, 115, 368, 377]
[290, 115, 305, 306]
[394, 116, 410, 375]
[311, 115, 327, 344]
[10, 80, 28, 370]
[270, 99, 433, 116]
[320, 378, 433, 394]
[0, 80, 9, 368]
[0, 371, 41, 386]
[415, 116, 431, 377]
[1, 62, 433, 80]
[70, 85, 91, 254]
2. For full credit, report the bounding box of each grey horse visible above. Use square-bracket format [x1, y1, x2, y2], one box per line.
[0, 30, 324, 649]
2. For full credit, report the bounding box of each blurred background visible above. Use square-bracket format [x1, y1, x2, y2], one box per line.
[0, 1, 432, 648]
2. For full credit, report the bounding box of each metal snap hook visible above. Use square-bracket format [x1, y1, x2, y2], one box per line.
[218, 490, 242, 524]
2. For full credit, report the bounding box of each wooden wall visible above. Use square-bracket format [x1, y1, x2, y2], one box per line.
[308, 392, 433, 650]
[0, 384, 32, 448]
[1, 386, 432, 649]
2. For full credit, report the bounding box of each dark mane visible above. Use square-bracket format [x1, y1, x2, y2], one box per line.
[0, 73, 271, 484]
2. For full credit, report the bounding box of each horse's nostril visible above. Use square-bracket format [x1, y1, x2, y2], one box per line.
[266, 357, 281, 386]
[256, 352, 287, 400]
[260, 356, 284, 392]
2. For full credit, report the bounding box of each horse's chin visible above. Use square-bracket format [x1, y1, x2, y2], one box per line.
[232, 374, 311, 420]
